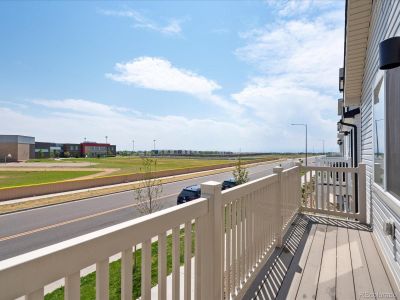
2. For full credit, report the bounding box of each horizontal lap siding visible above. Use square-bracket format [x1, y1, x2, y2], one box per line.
[360, 0, 400, 287]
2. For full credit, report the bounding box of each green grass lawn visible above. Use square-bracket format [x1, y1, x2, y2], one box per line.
[0, 171, 100, 188]
[27, 155, 295, 176]
[45, 227, 195, 300]
[2, 155, 299, 189]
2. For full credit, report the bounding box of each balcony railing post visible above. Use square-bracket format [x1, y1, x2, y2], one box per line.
[358, 163, 367, 224]
[200, 181, 223, 300]
[273, 166, 284, 247]
[295, 162, 303, 210]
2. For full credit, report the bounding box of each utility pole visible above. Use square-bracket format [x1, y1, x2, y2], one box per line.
[153, 139, 156, 151]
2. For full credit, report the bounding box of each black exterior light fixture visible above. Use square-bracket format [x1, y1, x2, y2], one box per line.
[379, 36, 400, 70]
[339, 68, 344, 92]
[337, 133, 343, 146]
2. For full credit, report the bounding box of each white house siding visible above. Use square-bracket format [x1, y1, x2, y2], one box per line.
[359, 0, 400, 287]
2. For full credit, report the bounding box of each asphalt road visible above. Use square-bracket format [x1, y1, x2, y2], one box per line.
[0, 159, 303, 261]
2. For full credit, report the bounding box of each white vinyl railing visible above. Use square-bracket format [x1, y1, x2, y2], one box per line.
[217, 165, 300, 299]
[280, 166, 302, 236]
[315, 156, 352, 167]
[0, 198, 208, 300]
[300, 163, 366, 222]
[0, 163, 366, 300]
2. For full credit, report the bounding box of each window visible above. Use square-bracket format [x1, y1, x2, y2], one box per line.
[373, 67, 400, 199]
[386, 68, 400, 199]
[374, 75, 385, 188]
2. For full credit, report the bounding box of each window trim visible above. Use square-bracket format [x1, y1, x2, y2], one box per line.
[373, 182, 400, 216]
[372, 69, 387, 190]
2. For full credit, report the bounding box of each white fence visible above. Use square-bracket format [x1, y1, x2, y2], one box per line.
[315, 156, 352, 167]
[300, 164, 366, 222]
[0, 163, 366, 300]
[220, 165, 300, 299]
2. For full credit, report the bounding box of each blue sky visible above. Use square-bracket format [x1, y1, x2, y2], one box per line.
[0, 0, 345, 152]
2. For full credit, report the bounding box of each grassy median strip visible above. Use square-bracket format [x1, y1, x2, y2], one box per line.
[45, 227, 195, 300]
[0, 157, 289, 215]
[0, 165, 237, 214]
[0, 171, 100, 188]
[27, 156, 237, 176]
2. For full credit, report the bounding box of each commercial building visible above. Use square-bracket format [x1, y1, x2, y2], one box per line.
[0, 135, 117, 161]
[62, 144, 81, 158]
[80, 142, 116, 158]
[0, 135, 35, 162]
[34, 142, 63, 159]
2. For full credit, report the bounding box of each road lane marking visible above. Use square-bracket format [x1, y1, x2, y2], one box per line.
[0, 192, 179, 242]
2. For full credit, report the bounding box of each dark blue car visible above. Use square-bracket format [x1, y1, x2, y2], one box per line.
[222, 178, 237, 190]
[177, 185, 201, 204]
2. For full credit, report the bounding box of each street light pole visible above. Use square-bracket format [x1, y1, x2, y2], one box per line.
[322, 139, 325, 155]
[153, 139, 156, 151]
[105, 136, 108, 144]
[291, 123, 308, 166]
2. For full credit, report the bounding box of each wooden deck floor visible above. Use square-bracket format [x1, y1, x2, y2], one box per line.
[244, 214, 399, 300]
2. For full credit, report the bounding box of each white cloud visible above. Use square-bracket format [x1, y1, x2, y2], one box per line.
[31, 99, 141, 117]
[107, 57, 220, 95]
[232, 77, 336, 135]
[266, 0, 342, 17]
[0, 100, 28, 109]
[106, 57, 242, 114]
[0, 95, 338, 151]
[233, 5, 344, 151]
[0, 101, 271, 151]
[236, 16, 344, 90]
[99, 9, 183, 36]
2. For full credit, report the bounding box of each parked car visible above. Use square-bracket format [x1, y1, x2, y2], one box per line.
[177, 185, 201, 204]
[222, 178, 237, 190]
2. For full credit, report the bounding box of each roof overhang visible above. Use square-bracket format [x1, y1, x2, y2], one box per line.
[343, 0, 372, 106]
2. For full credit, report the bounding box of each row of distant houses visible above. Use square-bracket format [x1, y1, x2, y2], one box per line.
[149, 149, 234, 156]
[0, 135, 116, 162]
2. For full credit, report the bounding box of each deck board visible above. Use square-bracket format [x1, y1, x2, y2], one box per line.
[359, 230, 395, 298]
[336, 227, 355, 299]
[296, 224, 326, 299]
[251, 217, 309, 299]
[348, 228, 375, 298]
[283, 223, 317, 300]
[246, 214, 398, 300]
[316, 225, 337, 300]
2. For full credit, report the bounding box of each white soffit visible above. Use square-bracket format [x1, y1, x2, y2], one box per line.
[344, 0, 372, 106]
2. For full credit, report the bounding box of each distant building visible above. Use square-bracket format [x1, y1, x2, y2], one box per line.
[62, 143, 81, 158]
[35, 142, 63, 158]
[80, 142, 116, 158]
[0, 135, 117, 160]
[0, 135, 35, 162]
